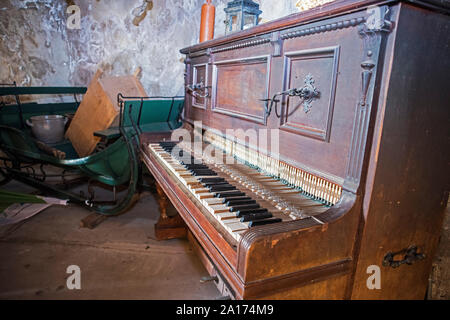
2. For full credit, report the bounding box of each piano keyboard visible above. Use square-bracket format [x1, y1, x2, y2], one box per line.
[148, 141, 329, 241]
[203, 131, 342, 205]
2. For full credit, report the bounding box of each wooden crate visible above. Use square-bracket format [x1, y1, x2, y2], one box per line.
[65, 70, 147, 157]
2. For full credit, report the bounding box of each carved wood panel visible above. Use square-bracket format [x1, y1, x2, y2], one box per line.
[212, 55, 271, 125]
[281, 46, 340, 141]
[192, 63, 208, 109]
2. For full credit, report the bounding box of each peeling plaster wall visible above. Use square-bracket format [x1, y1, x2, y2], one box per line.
[0, 0, 307, 96]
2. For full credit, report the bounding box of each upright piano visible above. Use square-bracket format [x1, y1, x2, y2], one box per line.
[141, 0, 450, 299]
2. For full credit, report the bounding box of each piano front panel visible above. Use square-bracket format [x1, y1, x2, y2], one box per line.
[276, 15, 367, 181]
[185, 10, 371, 184]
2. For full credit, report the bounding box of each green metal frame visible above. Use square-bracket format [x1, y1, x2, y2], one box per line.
[0, 86, 184, 215]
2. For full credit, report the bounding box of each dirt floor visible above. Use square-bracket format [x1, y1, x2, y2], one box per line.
[0, 179, 448, 300]
[0, 180, 220, 299]
[429, 200, 450, 300]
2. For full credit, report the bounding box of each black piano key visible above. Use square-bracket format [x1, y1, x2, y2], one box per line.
[184, 164, 209, 169]
[240, 211, 273, 222]
[159, 142, 177, 146]
[235, 208, 268, 218]
[248, 218, 282, 227]
[186, 167, 210, 171]
[194, 173, 217, 177]
[187, 167, 210, 171]
[226, 199, 256, 206]
[202, 181, 229, 187]
[199, 177, 226, 183]
[221, 196, 251, 203]
[192, 172, 217, 177]
[184, 162, 207, 166]
[180, 159, 197, 165]
[209, 185, 236, 192]
[229, 203, 260, 212]
[215, 191, 245, 198]
[192, 170, 217, 176]
[190, 168, 215, 173]
[204, 182, 232, 188]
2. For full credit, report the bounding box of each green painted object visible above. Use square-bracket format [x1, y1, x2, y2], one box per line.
[0, 86, 87, 96]
[94, 98, 184, 140]
[0, 189, 46, 213]
[0, 102, 79, 129]
[0, 86, 184, 215]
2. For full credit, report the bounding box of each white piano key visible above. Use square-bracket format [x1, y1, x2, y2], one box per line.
[208, 204, 230, 214]
[216, 212, 237, 220]
[203, 198, 224, 205]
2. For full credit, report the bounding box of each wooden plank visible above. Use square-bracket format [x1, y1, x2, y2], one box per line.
[187, 231, 216, 276]
[65, 70, 147, 157]
[80, 212, 108, 229]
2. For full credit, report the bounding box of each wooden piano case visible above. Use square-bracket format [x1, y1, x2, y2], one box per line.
[141, 0, 449, 299]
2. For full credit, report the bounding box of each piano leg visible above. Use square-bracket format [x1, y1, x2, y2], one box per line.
[154, 182, 187, 240]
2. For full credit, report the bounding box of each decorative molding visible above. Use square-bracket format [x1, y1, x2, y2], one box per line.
[270, 31, 283, 57]
[359, 60, 375, 107]
[206, 48, 213, 64]
[281, 16, 366, 40]
[344, 5, 393, 193]
[191, 63, 209, 110]
[189, 51, 206, 58]
[211, 37, 271, 54]
[195, 13, 369, 57]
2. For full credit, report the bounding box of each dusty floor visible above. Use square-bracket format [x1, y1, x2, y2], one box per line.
[0, 179, 448, 300]
[429, 200, 450, 300]
[0, 181, 220, 299]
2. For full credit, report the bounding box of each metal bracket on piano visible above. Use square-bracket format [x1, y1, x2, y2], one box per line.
[261, 73, 320, 118]
[186, 81, 211, 98]
[382, 245, 425, 268]
[285, 74, 320, 113]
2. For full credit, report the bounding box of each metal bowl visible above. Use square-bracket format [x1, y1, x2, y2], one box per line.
[26, 115, 67, 144]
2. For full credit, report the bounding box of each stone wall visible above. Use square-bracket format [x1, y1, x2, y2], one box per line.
[0, 0, 313, 96]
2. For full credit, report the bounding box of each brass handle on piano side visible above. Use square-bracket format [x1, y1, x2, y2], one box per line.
[186, 81, 210, 98]
[382, 245, 425, 268]
[261, 73, 320, 118]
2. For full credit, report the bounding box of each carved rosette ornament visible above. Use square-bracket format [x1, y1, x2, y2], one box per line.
[300, 74, 320, 113]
